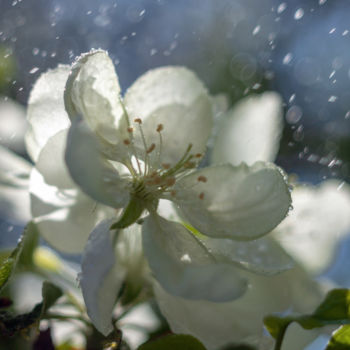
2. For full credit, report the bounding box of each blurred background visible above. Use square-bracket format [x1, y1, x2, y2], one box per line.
[0, 0, 350, 344]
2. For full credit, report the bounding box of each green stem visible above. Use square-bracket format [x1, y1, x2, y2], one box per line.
[44, 312, 90, 326]
[274, 325, 288, 350]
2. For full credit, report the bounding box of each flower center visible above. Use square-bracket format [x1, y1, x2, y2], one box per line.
[111, 102, 206, 230]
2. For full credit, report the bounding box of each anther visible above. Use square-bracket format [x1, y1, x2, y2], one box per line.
[162, 163, 171, 169]
[156, 124, 164, 132]
[195, 153, 202, 158]
[154, 176, 162, 185]
[171, 190, 177, 197]
[199, 192, 205, 200]
[134, 118, 142, 124]
[197, 175, 207, 183]
[166, 177, 176, 187]
[184, 161, 196, 169]
[127, 127, 133, 133]
[123, 139, 131, 145]
[147, 143, 156, 154]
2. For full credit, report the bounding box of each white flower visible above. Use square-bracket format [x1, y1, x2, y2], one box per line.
[156, 92, 350, 349]
[23, 49, 293, 335]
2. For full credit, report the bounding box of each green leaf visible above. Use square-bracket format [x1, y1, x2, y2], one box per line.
[326, 325, 350, 350]
[314, 289, 350, 321]
[264, 289, 350, 350]
[0, 281, 62, 337]
[138, 334, 207, 350]
[17, 221, 39, 267]
[41, 281, 63, 317]
[0, 222, 39, 293]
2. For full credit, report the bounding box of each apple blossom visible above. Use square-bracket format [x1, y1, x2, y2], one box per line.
[59, 50, 293, 334]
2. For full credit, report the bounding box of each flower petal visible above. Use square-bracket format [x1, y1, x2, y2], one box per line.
[0, 96, 27, 154]
[65, 118, 129, 208]
[0, 145, 31, 222]
[274, 180, 350, 274]
[30, 168, 113, 253]
[154, 266, 322, 350]
[124, 67, 213, 166]
[64, 50, 124, 144]
[35, 129, 75, 189]
[199, 235, 293, 275]
[26, 65, 71, 161]
[211, 92, 283, 166]
[142, 214, 247, 302]
[174, 162, 291, 240]
[80, 219, 126, 335]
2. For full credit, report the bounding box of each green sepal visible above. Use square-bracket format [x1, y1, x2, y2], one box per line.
[138, 334, 207, 350]
[326, 325, 350, 350]
[0, 222, 38, 293]
[264, 289, 350, 350]
[111, 196, 145, 230]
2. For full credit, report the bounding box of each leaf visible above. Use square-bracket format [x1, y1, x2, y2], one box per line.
[40, 281, 63, 317]
[138, 334, 207, 350]
[314, 289, 350, 321]
[0, 239, 24, 294]
[0, 281, 62, 337]
[17, 221, 39, 267]
[326, 325, 350, 349]
[0, 222, 39, 293]
[264, 289, 350, 350]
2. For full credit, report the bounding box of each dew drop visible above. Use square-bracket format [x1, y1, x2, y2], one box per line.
[319, 0, 327, 4]
[252, 25, 261, 35]
[337, 182, 345, 191]
[345, 111, 350, 119]
[32, 48, 39, 56]
[294, 8, 304, 20]
[293, 125, 304, 141]
[286, 105, 302, 124]
[283, 53, 293, 64]
[277, 3, 287, 14]
[29, 67, 39, 74]
[329, 28, 336, 34]
[328, 95, 337, 102]
[342, 30, 349, 36]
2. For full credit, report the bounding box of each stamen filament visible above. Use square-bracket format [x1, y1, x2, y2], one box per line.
[135, 121, 150, 176]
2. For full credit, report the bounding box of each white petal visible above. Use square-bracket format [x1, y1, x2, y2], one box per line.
[64, 50, 124, 144]
[154, 266, 322, 350]
[116, 224, 148, 283]
[26, 65, 71, 161]
[274, 180, 350, 274]
[65, 118, 129, 208]
[200, 236, 293, 275]
[0, 145, 31, 222]
[211, 92, 283, 165]
[124, 66, 213, 165]
[80, 219, 126, 335]
[0, 96, 27, 154]
[174, 162, 291, 240]
[142, 214, 247, 302]
[35, 129, 75, 189]
[30, 168, 114, 253]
